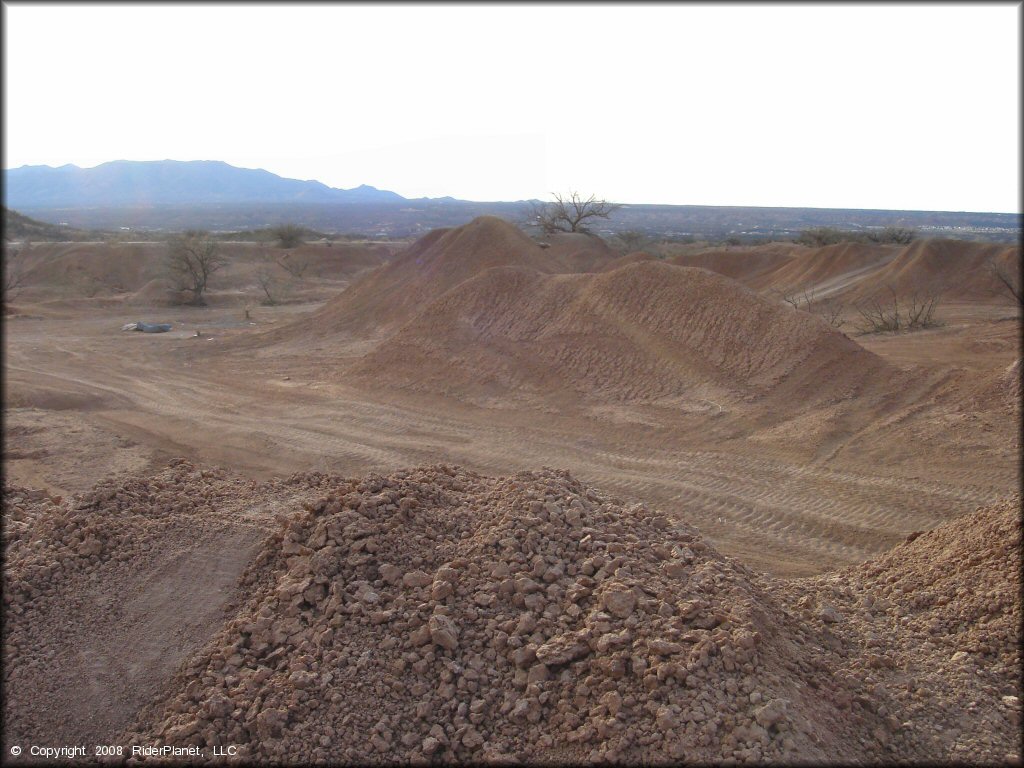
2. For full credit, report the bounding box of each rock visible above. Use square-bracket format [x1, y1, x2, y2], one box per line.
[602, 586, 637, 619]
[255, 708, 288, 739]
[535, 633, 591, 666]
[429, 614, 460, 651]
[379, 564, 403, 585]
[403, 570, 432, 588]
[819, 604, 843, 624]
[527, 663, 550, 683]
[648, 639, 684, 656]
[754, 698, 789, 729]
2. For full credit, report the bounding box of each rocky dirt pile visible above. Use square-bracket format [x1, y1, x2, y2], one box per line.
[777, 495, 1022, 763]
[354, 260, 896, 409]
[2, 461, 324, 749]
[125, 464, 876, 764]
[4, 464, 1019, 764]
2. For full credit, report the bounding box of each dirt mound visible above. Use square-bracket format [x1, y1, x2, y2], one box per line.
[748, 241, 899, 296]
[779, 495, 1021, 761]
[124, 465, 870, 763]
[354, 261, 893, 409]
[843, 239, 1021, 303]
[600, 251, 658, 272]
[125, 277, 182, 307]
[544, 232, 618, 273]
[4, 463, 1019, 763]
[291, 217, 557, 340]
[19, 242, 164, 298]
[667, 244, 802, 285]
[1, 461, 320, 750]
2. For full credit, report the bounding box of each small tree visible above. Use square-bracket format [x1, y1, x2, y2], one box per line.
[3, 243, 29, 301]
[166, 230, 224, 305]
[272, 224, 305, 249]
[530, 192, 620, 235]
[990, 257, 1023, 306]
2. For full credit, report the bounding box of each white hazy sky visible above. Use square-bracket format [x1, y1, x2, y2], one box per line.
[3, 3, 1020, 212]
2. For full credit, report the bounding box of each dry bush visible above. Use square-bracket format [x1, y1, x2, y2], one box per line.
[854, 287, 941, 334]
[3, 243, 29, 301]
[275, 253, 309, 279]
[272, 224, 305, 249]
[777, 287, 845, 328]
[990, 257, 1022, 306]
[615, 230, 654, 253]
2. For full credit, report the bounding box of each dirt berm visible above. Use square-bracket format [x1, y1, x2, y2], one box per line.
[353, 260, 898, 410]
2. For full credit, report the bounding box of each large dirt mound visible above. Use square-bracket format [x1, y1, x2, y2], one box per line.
[544, 232, 618, 273]
[839, 239, 1021, 303]
[354, 261, 894, 408]
[123, 465, 871, 763]
[18, 242, 165, 298]
[295, 217, 557, 340]
[4, 465, 1019, 764]
[667, 244, 802, 284]
[600, 251, 658, 272]
[747, 241, 899, 296]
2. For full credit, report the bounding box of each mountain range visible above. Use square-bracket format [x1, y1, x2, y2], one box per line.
[3, 159, 406, 208]
[3, 159, 1020, 242]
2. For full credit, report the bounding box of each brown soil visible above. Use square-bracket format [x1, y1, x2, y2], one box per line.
[2, 216, 1020, 764]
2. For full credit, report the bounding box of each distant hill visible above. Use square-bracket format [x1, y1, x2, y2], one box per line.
[3, 159, 406, 208]
[2, 206, 99, 241]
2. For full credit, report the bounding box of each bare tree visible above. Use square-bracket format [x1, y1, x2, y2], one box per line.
[530, 192, 620, 235]
[777, 287, 845, 328]
[166, 230, 224, 305]
[990, 257, 1023, 306]
[3, 243, 29, 301]
[854, 286, 941, 334]
[255, 266, 279, 305]
[275, 253, 309, 279]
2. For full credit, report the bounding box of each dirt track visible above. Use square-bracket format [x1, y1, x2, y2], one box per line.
[2, 229, 1021, 763]
[4, 299, 1018, 578]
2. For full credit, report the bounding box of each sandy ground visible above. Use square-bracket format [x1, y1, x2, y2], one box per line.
[4, 297, 1018, 578]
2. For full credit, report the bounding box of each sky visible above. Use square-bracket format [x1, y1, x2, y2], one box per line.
[3, 3, 1020, 212]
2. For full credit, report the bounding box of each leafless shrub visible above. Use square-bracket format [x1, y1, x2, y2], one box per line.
[3, 243, 29, 301]
[777, 287, 846, 328]
[255, 267, 280, 306]
[990, 257, 1022, 306]
[817, 298, 845, 328]
[166, 230, 224, 306]
[854, 286, 941, 334]
[275, 253, 309, 279]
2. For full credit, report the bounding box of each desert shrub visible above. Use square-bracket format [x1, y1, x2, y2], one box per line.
[795, 227, 849, 247]
[777, 287, 845, 328]
[272, 224, 305, 249]
[854, 287, 941, 334]
[866, 227, 917, 245]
